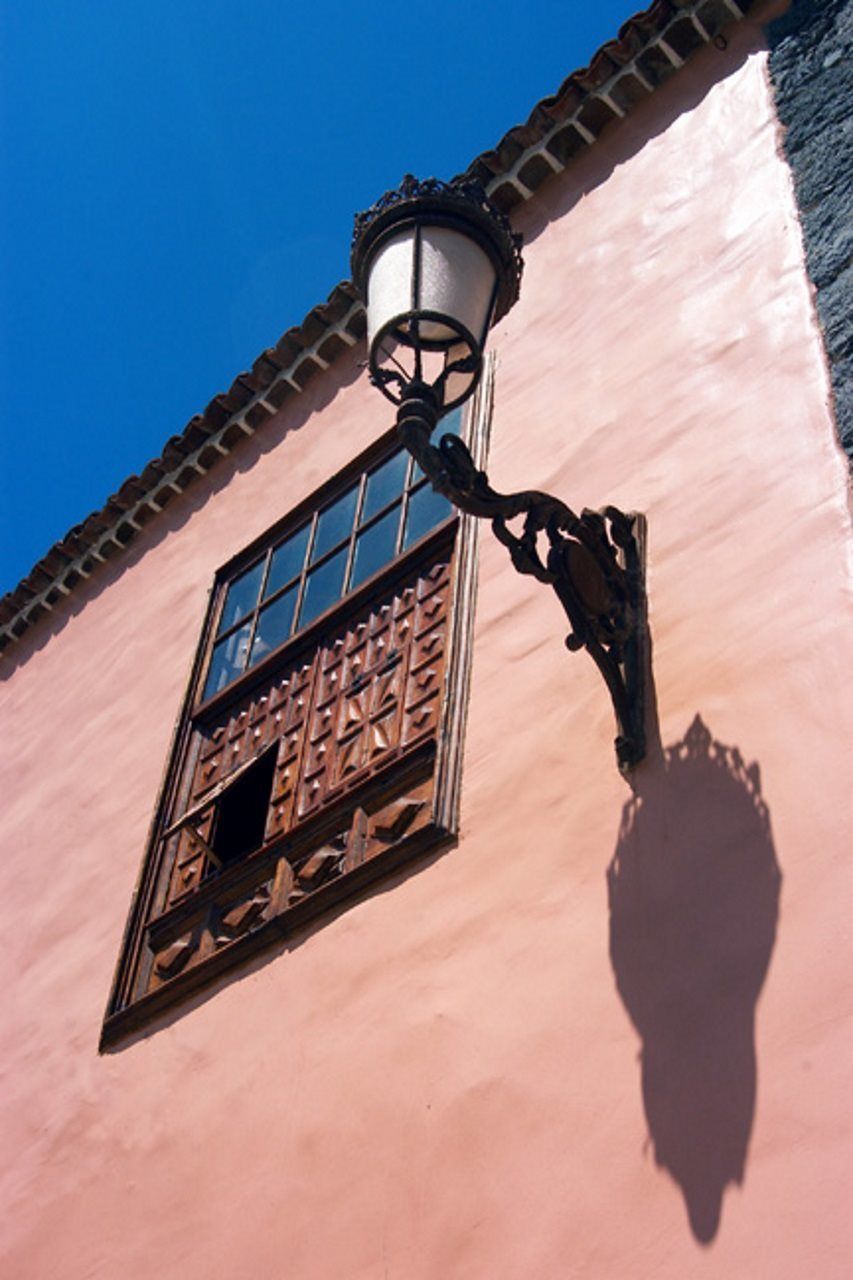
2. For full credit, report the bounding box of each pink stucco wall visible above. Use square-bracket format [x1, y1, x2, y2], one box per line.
[2, 13, 852, 1279]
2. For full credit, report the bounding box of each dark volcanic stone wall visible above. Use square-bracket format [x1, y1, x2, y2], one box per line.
[767, 0, 853, 459]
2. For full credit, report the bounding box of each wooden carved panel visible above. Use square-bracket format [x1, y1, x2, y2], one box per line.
[102, 517, 472, 1048]
[164, 656, 316, 908]
[145, 769, 436, 995]
[158, 547, 450, 919]
[298, 553, 451, 821]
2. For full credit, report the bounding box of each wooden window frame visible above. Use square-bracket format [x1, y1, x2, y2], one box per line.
[201, 437, 455, 705]
[100, 365, 493, 1050]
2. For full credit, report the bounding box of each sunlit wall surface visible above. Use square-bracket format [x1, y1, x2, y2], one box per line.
[1, 5, 851, 1278]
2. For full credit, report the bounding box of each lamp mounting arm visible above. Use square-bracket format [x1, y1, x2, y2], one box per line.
[396, 382, 647, 772]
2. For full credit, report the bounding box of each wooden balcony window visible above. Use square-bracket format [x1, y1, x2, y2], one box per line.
[102, 408, 485, 1049]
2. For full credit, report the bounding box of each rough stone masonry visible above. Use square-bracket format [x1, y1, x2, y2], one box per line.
[768, 0, 853, 460]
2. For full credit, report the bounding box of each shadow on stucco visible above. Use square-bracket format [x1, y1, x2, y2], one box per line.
[608, 713, 781, 1244]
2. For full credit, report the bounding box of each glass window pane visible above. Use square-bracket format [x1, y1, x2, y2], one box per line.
[217, 561, 264, 635]
[403, 482, 453, 550]
[249, 585, 298, 666]
[203, 623, 252, 701]
[298, 546, 348, 629]
[362, 451, 407, 524]
[350, 505, 401, 591]
[311, 486, 358, 564]
[265, 524, 310, 599]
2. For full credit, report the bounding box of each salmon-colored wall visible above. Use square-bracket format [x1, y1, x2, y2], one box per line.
[2, 16, 852, 1279]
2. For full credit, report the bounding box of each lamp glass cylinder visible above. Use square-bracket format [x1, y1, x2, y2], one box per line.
[352, 177, 522, 411]
[366, 225, 497, 350]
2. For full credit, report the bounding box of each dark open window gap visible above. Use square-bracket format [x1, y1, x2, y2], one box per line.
[210, 747, 277, 866]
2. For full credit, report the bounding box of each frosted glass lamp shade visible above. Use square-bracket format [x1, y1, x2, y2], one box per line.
[365, 225, 498, 351]
[352, 177, 523, 411]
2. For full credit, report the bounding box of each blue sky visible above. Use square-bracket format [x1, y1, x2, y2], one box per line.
[1, 0, 640, 596]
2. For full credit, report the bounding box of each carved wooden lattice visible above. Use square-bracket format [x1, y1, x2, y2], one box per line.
[128, 538, 453, 1010]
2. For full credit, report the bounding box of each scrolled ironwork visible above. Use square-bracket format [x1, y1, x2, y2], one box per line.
[396, 384, 646, 771]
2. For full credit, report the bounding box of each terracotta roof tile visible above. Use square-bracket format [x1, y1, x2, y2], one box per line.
[0, 0, 756, 655]
[273, 330, 307, 366]
[203, 395, 233, 430]
[249, 353, 282, 385]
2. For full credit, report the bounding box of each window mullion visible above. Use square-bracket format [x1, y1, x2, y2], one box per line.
[354, 470, 368, 529]
[257, 547, 274, 603]
[341, 529, 358, 598]
[291, 512, 319, 635]
[342, 472, 367, 595]
[398, 486, 413, 556]
[243, 610, 261, 674]
[242, 548, 273, 671]
[305, 509, 320, 566]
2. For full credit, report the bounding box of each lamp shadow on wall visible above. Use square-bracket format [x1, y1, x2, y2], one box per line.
[607, 713, 781, 1245]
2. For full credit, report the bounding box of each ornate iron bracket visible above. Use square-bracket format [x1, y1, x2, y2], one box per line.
[396, 382, 647, 771]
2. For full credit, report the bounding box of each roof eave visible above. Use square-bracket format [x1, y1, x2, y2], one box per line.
[0, 0, 761, 655]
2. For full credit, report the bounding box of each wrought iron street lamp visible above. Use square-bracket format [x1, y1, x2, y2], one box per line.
[352, 175, 647, 771]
